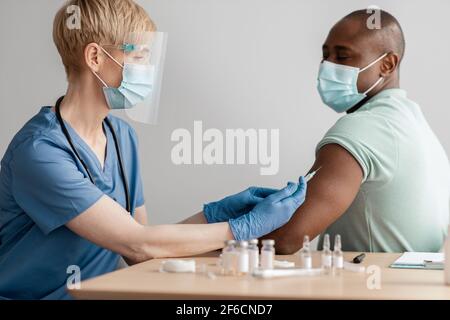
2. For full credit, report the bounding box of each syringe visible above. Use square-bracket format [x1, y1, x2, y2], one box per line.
[305, 166, 322, 182]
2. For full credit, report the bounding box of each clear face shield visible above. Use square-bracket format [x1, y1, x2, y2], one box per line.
[102, 32, 168, 124]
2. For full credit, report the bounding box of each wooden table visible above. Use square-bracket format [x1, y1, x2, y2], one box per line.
[69, 252, 450, 299]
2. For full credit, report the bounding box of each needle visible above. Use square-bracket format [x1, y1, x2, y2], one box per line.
[305, 166, 322, 182]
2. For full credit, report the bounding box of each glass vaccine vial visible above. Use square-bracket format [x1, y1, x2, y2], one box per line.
[248, 239, 260, 273]
[236, 241, 249, 275]
[260, 239, 275, 269]
[221, 240, 236, 275]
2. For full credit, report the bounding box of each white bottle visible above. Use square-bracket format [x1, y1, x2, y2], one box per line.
[237, 241, 249, 275]
[221, 240, 236, 275]
[260, 239, 275, 269]
[248, 239, 260, 272]
[300, 235, 312, 269]
[445, 226, 450, 285]
[321, 234, 332, 273]
[333, 234, 344, 274]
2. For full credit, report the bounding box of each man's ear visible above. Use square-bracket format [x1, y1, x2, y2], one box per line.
[84, 43, 103, 73]
[380, 52, 399, 77]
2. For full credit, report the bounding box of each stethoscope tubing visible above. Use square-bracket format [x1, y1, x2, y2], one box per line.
[55, 96, 131, 213]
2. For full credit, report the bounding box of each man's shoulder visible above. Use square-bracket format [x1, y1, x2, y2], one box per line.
[326, 110, 388, 139]
[317, 106, 398, 166]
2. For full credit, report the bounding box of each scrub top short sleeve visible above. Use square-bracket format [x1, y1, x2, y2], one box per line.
[10, 137, 104, 235]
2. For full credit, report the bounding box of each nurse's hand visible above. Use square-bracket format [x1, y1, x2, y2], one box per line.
[228, 177, 307, 241]
[203, 186, 278, 223]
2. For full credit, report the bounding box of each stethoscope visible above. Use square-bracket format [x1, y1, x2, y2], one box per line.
[55, 96, 131, 213]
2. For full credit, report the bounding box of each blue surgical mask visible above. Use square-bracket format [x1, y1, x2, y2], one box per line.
[317, 53, 388, 113]
[93, 47, 154, 110]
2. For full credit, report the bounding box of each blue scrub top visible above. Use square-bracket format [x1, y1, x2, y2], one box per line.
[0, 107, 145, 299]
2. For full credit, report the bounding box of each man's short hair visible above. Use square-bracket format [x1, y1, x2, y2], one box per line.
[343, 9, 405, 63]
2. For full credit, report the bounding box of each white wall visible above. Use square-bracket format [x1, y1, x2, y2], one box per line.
[0, 0, 449, 225]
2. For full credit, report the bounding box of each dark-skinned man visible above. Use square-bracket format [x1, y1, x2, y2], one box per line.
[265, 9, 450, 253]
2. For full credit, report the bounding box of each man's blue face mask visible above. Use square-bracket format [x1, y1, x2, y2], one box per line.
[93, 46, 154, 110]
[317, 53, 388, 113]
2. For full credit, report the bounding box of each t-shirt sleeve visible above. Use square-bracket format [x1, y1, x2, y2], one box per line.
[315, 112, 398, 184]
[10, 137, 104, 235]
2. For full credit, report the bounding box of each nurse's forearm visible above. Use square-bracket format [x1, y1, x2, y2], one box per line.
[66, 195, 233, 264]
[132, 222, 233, 262]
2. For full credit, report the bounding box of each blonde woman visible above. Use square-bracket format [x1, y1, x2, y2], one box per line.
[0, 0, 306, 299]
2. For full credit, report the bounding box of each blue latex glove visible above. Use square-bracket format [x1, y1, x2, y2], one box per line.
[203, 187, 278, 223]
[229, 177, 307, 241]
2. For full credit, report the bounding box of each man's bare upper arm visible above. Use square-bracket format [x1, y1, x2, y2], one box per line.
[265, 143, 364, 254]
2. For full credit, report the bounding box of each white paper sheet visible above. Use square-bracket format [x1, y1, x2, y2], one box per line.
[391, 252, 444, 269]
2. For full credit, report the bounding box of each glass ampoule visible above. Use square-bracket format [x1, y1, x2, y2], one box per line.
[300, 235, 312, 269]
[321, 234, 332, 274]
[333, 234, 344, 275]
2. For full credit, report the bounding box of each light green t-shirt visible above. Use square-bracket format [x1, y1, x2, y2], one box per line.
[317, 89, 450, 252]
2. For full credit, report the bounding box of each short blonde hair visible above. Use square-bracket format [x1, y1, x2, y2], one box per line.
[53, 0, 156, 75]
